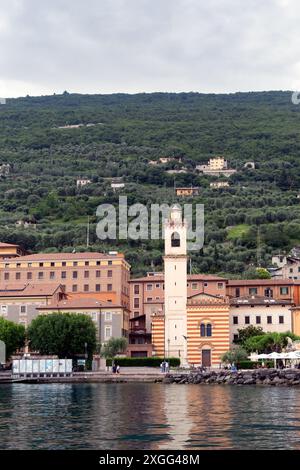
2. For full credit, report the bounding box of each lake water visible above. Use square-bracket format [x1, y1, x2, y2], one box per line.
[0, 383, 300, 449]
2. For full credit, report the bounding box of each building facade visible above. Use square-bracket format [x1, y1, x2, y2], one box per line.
[0, 251, 130, 308]
[0, 284, 66, 327]
[187, 293, 230, 367]
[37, 297, 129, 343]
[229, 295, 293, 345]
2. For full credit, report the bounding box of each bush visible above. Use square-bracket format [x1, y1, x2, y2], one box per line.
[106, 357, 180, 367]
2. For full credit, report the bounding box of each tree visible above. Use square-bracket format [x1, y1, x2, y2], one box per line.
[0, 317, 25, 359]
[27, 313, 97, 360]
[234, 325, 264, 346]
[243, 331, 300, 353]
[221, 347, 248, 364]
[101, 337, 128, 359]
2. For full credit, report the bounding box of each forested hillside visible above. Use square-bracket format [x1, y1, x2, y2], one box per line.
[0, 90, 300, 277]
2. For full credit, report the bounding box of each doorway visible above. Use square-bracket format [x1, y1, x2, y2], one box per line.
[201, 349, 211, 367]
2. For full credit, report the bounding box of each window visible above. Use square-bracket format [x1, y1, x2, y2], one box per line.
[134, 285, 139, 294]
[233, 316, 238, 325]
[134, 298, 139, 308]
[96, 261, 101, 266]
[84, 271, 89, 278]
[105, 312, 112, 321]
[206, 324, 212, 337]
[279, 316, 284, 324]
[27, 272, 32, 280]
[84, 284, 89, 292]
[108, 260, 112, 265]
[96, 270, 101, 278]
[204, 282, 208, 287]
[245, 316, 250, 324]
[249, 288, 257, 295]
[96, 284, 101, 292]
[62, 262, 66, 267]
[38, 272, 44, 279]
[50, 272, 55, 279]
[105, 326, 112, 339]
[51, 262, 55, 267]
[1, 305, 7, 315]
[267, 316, 272, 324]
[73, 271, 78, 279]
[4, 263, 9, 268]
[264, 288, 273, 298]
[108, 270, 112, 278]
[39, 262, 43, 267]
[155, 283, 160, 288]
[72, 285, 78, 292]
[147, 297, 153, 302]
[107, 284, 112, 291]
[256, 316, 261, 324]
[200, 323, 212, 337]
[192, 283, 198, 290]
[61, 271, 66, 279]
[217, 282, 224, 289]
[4, 273, 9, 281]
[290, 268, 293, 273]
[16, 272, 21, 280]
[16, 263, 20, 267]
[146, 284, 153, 291]
[233, 334, 239, 342]
[280, 287, 289, 295]
[236, 288, 240, 297]
[20, 306, 26, 314]
[85, 261, 89, 266]
[171, 232, 180, 247]
[73, 261, 78, 267]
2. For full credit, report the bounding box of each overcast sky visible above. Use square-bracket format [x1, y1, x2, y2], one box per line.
[0, 0, 300, 97]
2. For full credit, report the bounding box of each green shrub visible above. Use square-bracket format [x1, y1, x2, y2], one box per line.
[106, 357, 180, 367]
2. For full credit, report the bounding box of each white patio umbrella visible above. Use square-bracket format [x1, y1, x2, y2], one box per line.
[268, 352, 283, 368]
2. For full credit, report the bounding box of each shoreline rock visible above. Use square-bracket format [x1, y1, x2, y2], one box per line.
[164, 369, 300, 386]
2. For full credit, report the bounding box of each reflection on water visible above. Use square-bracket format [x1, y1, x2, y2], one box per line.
[0, 383, 300, 449]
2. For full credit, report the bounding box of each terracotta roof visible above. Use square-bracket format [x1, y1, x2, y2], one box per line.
[230, 295, 293, 306]
[37, 297, 125, 310]
[228, 279, 294, 286]
[0, 242, 20, 248]
[130, 274, 226, 282]
[0, 283, 64, 297]
[4, 252, 125, 261]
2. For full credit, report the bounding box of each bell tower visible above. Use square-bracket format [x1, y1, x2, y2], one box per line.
[164, 205, 188, 365]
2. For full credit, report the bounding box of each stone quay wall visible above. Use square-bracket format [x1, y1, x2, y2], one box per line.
[164, 369, 300, 386]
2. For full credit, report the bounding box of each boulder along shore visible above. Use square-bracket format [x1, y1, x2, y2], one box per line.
[163, 369, 300, 386]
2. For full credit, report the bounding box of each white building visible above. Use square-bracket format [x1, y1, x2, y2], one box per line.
[164, 205, 188, 365]
[271, 256, 300, 280]
[76, 178, 91, 187]
[229, 295, 293, 345]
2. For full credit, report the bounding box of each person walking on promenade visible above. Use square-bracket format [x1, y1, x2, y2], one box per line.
[165, 361, 169, 374]
[116, 364, 120, 374]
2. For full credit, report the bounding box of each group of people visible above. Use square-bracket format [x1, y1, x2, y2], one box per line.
[111, 362, 120, 374]
[160, 360, 170, 373]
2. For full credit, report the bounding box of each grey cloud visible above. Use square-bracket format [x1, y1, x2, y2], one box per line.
[0, 0, 300, 97]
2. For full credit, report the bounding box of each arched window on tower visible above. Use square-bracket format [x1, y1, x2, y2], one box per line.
[171, 232, 181, 247]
